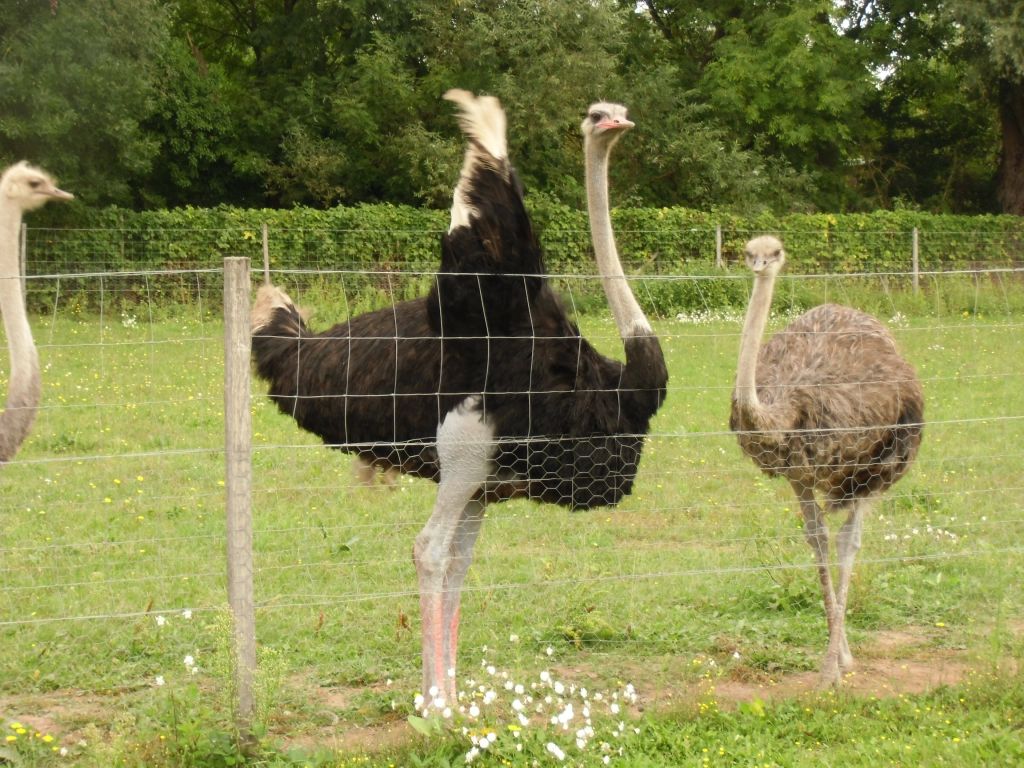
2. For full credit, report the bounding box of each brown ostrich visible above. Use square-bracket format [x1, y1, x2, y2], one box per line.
[730, 235, 924, 687]
[0, 162, 73, 463]
[251, 91, 667, 701]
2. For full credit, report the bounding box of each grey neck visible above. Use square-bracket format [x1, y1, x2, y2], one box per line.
[0, 204, 40, 462]
[734, 270, 776, 418]
[584, 140, 652, 339]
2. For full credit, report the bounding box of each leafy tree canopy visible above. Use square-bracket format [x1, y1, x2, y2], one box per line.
[0, 0, 1018, 214]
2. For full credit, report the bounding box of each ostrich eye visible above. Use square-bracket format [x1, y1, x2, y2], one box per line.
[589, 111, 604, 123]
[28, 180, 41, 189]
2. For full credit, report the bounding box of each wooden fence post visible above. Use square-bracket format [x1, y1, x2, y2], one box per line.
[715, 223, 723, 269]
[223, 257, 257, 738]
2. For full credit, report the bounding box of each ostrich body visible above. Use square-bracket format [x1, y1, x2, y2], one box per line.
[0, 162, 73, 463]
[252, 92, 667, 700]
[730, 235, 923, 687]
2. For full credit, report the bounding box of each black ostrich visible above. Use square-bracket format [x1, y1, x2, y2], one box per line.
[251, 90, 668, 701]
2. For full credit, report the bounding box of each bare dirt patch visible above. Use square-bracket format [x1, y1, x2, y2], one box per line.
[1, 624, 1018, 757]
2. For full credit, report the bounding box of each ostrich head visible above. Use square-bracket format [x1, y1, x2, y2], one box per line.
[744, 235, 786, 277]
[581, 102, 634, 150]
[1, 162, 74, 212]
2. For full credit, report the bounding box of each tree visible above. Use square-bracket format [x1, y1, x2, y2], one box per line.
[840, 1, 999, 212]
[137, 38, 260, 208]
[0, 0, 169, 206]
[947, 0, 1024, 214]
[628, 2, 881, 211]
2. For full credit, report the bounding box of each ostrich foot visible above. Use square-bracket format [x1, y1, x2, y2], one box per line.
[817, 643, 855, 688]
[817, 653, 843, 689]
[839, 644, 855, 673]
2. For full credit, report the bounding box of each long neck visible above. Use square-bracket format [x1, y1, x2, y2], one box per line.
[734, 271, 776, 421]
[0, 204, 40, 462]
[584, 139, 652, 339]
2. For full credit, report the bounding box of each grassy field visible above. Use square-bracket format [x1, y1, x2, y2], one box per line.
[1, 268, 1023, 765]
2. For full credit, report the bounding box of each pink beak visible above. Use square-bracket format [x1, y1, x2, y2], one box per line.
[598, 117, 634, 132]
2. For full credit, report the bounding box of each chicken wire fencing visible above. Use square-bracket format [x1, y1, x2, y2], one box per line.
[2, 226, 1024, 730]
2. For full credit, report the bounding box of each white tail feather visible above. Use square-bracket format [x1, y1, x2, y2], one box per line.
[444, 89, 509, 233]
[444, 89, 507, 161]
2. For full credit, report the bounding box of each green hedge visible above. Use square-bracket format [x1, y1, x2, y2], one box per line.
[23, 202, 1024, 314]
[29, 201, 1024, 272]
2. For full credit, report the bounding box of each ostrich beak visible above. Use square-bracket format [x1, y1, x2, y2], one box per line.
[597, 117, 634, 132]
[47, 186, 74, 201]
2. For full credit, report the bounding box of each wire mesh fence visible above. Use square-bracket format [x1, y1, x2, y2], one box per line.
[2, 230, 1023, 724]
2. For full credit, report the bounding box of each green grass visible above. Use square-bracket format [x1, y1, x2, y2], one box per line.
[1, 270, 1023, 765]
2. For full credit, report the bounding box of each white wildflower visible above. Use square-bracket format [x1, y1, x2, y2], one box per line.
[546, 742, 566, 761]
[557, 703, 575, 727]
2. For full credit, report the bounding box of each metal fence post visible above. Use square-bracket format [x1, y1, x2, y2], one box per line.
[912, 227, 920, 294]
[19, 222, 27, 303]
[262, 222, 270, 284]
[223, 257, 256, 738]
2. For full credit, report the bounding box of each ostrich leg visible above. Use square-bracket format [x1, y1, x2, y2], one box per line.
[442, 499, 486, 689]
[414, 400, 493, 703]
[833, 500, 867, 672]
[792, 481, 843, 687]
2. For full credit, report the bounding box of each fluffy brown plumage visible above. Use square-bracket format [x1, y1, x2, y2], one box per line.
[731, 235, 923, 687]
[731, 302, 923, 502]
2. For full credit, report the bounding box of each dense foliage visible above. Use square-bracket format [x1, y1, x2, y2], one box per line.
[1, 0, 1022, 214]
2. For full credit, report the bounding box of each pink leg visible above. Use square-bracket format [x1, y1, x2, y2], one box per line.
[833, 500, 867, 673]
[441, 502, 485, 685]
[413, 403, 492, 704]
[792, 482, 842, 688]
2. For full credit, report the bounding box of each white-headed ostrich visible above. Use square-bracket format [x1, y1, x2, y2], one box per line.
[251, 91, 667, 700]
[0, 162, 73, 463]
[730, 235, 924, 687]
